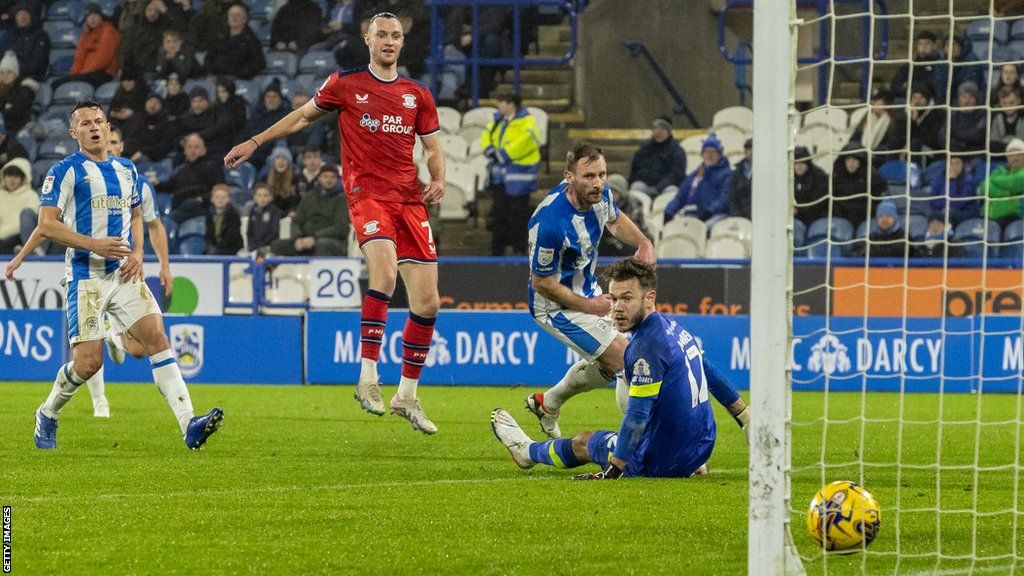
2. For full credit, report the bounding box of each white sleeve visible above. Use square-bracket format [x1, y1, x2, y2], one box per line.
[140, 180, 157, 223]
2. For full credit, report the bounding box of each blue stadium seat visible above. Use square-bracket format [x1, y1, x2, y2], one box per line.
[225, 162, 256, 192]
[96, 0, 119, 17]
[991, 45, 1017, 64]
[855, 220, 870, 239]
[38, 138, 77, 160]
[48, 25, 80, 50]
[907, 214, 928, 240]
[295, 73, 320, 94]
[39, 105, 74, 123]
[1002, 219, 1024, 260]
[177, 235, 206, 255]
[46, 0, 84, 23]
[32, 160, 52, 187]
[52, 81, 94, 105]
[16, 133, 37, 161]
[41, 118, 68, 139]
[229, 186, 251, 209]
[34, 82, 52, 111]
[249, 0, 275, 23]
[793, 218, 806, 248]
[182, 79, 216, 101]
[968, 18, 1009, 46]
[145, 162, 172, 184]
[954, 217, 1001, 258]
[155, 193, 173, 217]
[234, 79, 260, 106]
[878, 160, 921, 188]
[264, 51, 298, 76]
[254, 24, 272, 47]
[299, 51, 335, 76]
[177, 216, 206, 237]
[48, 54, 75, 78]
[1013, 19, 1024, 41]
[95, 81, 118, 105]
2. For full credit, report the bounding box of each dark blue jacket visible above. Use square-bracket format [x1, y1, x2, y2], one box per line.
[929, 166, 982, 225]
[5, 24, 48, 81]
[665, 156, 732, 221]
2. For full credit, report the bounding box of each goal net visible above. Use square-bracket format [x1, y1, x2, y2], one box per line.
[759, 0, 1024, 574]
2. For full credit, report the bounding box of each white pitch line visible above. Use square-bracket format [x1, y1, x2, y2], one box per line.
[900, 564, 1016, 576]
[1, 467, 751, 504]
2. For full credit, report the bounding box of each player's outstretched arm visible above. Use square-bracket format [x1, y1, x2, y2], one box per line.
[224, 100, 328, 168]
[607, 212, 655, 266]
[532, 272, 612, 316]
[420, 132, 447, 205]
[147, 218, 173, 295]
[38, 206, 130, 259]
[5, 225, 46, 279]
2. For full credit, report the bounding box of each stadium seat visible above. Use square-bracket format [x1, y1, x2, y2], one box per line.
[177, 235, 206, 255]
[95, 81, 118, 105]
[712, 126, 747, 153]
[459, 125, 485, 149]
[802, 107, 848, 132]
[52, 81, 94, 105]
[34, 82, 52, 111]
[295, 73, 319, 94]
[42, 20, 74, 40]
[16, 134, 37, 162]
[803, 217, 853, 258]
[440, 182, 471, 220]
[968, 17, 1009, 47]
[650, 190, 677, 220]
[628, 190, 653, 220]
[710, 217, 753, 250]
[437, 107, 461, 134]
[254, 23, 272, 47]
[657, 234, 704, 259]
[264, 51, 298, 77]
[155, 193, 173, 217]
[48, 54, 74, 78]
[907, 214, 928, 240]
[233, 79, 261, 106]
[182, 79, 216, 101]
[660, 216, 707, 253]
[680, 134, 705, 157]
[991, 45, 1017, 64]
[879, 160, 921, 188]
[793, 218, 807, 248]
[225, 162, 257, 193]
[1002, 219, 1024, 260]
[467, 154, 489, 190]
[953, 217, 1001, 258]
[32, 160, 52, 187]
[440, 133, 469, 162]
[249, 0, 275, 23]
[41, 118, 69, 140]
[228, 262, 254, 305]
[705, 235, 748, 258]
[38, 138, 76, 160]
[299, 50, 335, 77]
[39, 105, 74, 123]
[461, 107, 498, 129]
[711, 106, 753, 134]
[527, 106, 549, 145]
[48, 24, 80, 50]
[267, 264, 309, 305]
[229, 186, 251, 209]
[46, 0, 84, 23]
[95, 0, 119, 16]
[178, 216, 206, 238]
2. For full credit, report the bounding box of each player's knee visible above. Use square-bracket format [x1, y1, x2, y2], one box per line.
[413, 294, 440, 317]
[74, 355, 102, 379]
[571, 431, 596, 462]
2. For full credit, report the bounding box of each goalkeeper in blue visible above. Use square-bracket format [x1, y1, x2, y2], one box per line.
[491, 257, 742, 478]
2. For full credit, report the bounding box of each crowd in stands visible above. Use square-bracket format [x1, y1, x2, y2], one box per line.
[0, 0, 545, 258]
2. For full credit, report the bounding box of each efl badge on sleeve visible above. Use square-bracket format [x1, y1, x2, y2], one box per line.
[537, 247, 554, 266]
[41, 175, 55, 195]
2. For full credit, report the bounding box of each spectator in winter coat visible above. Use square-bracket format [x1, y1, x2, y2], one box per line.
[247, 83, 292, 170]
[293, 147, 322, 197]
[793, 146, 830, 227]
[199, 79, 248, 161]
[203, 3, 265, 80]
[154, 29, 200, 82]
[992, 63, 1023, 106]
[177, 87, 213, 138]
[729, 138, 753, 219]
[942, 82, 987, 154]
[908, 83, 946, 162]
[123, 94, 175, 161]
[4, 6, 48, 81]
[119, 0, 181, 76]
[161, 73, 189, 118]
[270, 164, 350, 256]
[831, 143, 887, 228]
[108, 65, 149, 129]
[0, 51, 34, 137]
[929, 155, 982, 226]
[165, 133, 225, 219]
[266, 146, 300, 216]
[990, 85, 1024, 154]
[664, 133, 733, 222]
[271, 0, 323, 54]
[189, 0, 229, 52]
[889, 30, 948, 103]
[205, 184, 243, 255]
[852, 200, 908, 259]
[247, 183, 282, 255]
[65, 3, 120, 87]
[981, 137, 1024, 228]
[0, 157, 34, 253]
[852, 88, 906, 166]
[949, 35, 985, 102]
[628, 116, 686, 198]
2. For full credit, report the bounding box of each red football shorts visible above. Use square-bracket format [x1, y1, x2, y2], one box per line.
[349, 198, 437, 263]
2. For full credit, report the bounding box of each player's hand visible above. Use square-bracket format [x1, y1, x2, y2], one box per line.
[5, 255, 22, 280]
[159, 265, 173, 296]
[224, 138, 259, 169]
[423, 180, 445, 205]
[573, 471, 606, 480]
[93, 237, 131, 259]
[634, 241, 656, 267]
[586, 294, 612, 317]
[121, 251, 144, 283]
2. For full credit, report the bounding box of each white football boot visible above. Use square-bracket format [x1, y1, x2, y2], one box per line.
[354, 379, 385, 415]
[390, 395, 438, 435]
[524, 392, 561, 439]
[490, 408, 536, 469]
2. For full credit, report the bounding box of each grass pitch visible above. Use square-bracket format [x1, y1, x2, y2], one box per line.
[0, 383, 1020, 575]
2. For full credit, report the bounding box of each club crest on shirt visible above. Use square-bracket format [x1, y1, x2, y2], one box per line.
[118, 167, 134, 187]
[364, 220, 380, 235]
[537, 247, 554, 266]
[402, 93, 417, 108]
[356, 93, 369, 104]
[170, 324, 204, 378]
[632, 357, 654, 384]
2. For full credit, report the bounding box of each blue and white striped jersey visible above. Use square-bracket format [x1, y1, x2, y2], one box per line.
[137, 172, 157, 223]
[527, 180, 619, 315]
[39, 151, 141, 282]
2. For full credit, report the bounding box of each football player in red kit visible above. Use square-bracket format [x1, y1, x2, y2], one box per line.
[224, 12, 445, 434]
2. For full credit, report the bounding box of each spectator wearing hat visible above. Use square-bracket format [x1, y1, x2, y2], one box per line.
[728, 138, 753, 219]
[178, 86, 213, 138]
[162, 73, 189, 118]
[889, 30, 948, 103]
[481, 91, 540, 256]
[628, 116, 687, 198]
[204, 183, 243, 255]
[203, 3, 265, 80]
[949, 35, 985, 101]
[123, 94, 175, 162]
[0, 157, 34, 253]
[793, 146, 829, 227]
[247, 182, 282, 255]
[248, 82, 292, 170]
[942, 82, 987, 154]
[108, 65, 150, 129]
[265, 147, 300, 215]
[0, 51, 34, 137]
[929, 153, 982, 226]
[851, 88, 906, 166]
[664, 133, 733, 223]
[981, 137, 1024, 228]
[164, 133, 225, 221]
[852, 199, 908, 259]
[908, 83, 946, 161]
[270, 164, 350, 256]
[831, 142, 886, 228]
[600, 173, 648, 257]
[64, 3, 120, 88]
[991, 85, 1024, 154]
[2, 5, 48, 82]
[154, 29, 200, 82]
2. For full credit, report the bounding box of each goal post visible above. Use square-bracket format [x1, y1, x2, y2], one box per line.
[749, 0, 802, 574]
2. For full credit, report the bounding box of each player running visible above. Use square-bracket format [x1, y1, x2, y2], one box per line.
[8, 127, 173, 418]
[493, 258, 741, 478]
[28, 101, 222, 450]
[522, 145, 750, 438]
[223, 12, 444, 434]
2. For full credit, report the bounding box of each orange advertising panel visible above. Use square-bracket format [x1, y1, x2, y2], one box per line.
[832, 267, 1024, 317]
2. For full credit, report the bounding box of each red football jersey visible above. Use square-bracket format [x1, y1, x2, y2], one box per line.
[313, 65, 440, 204]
